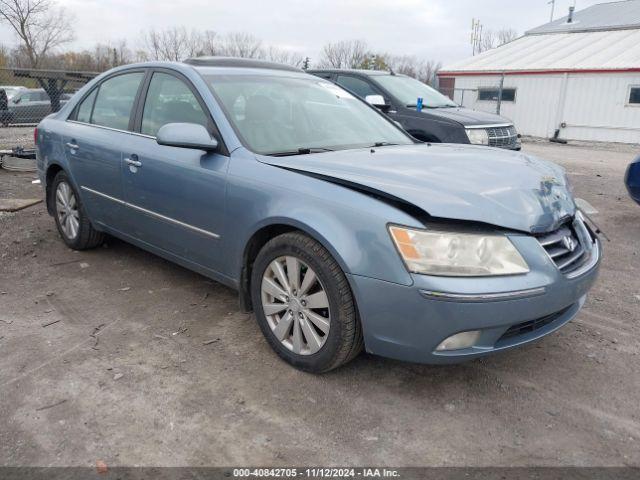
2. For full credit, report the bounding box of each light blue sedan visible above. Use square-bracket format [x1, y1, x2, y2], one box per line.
[35, 58, 601, 372]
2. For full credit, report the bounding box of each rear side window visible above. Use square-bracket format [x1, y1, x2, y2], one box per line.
[91, 72, 144, 131]
[23, 91, 42, 102]
[629, 87, 640, 105]
[312, 72, 334, 80]
[336, 75, 379, 99]
[75, 89, 97, 123]
[141, 72, 209, 137]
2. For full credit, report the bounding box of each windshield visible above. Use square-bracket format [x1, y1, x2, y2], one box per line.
[3, 87, 21, 99]
[204, 74, 413, 155]
[374, 75, 457, 108]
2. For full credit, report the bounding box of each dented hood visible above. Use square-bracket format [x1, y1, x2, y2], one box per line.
[259, 143, 576, 233]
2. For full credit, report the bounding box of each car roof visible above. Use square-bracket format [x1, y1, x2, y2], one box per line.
[184, 56, 302, 72]
[307, 69, 394, 77]
[99, 58, 312, 81]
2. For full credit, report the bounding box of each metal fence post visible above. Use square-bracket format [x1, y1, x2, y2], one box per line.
[496, 72, 505, 115]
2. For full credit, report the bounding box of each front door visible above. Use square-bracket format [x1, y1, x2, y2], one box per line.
[121, 70, 229, 272]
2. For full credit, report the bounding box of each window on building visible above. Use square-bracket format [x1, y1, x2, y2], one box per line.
[629, 87, 640, 105]
[477, 88, 516, 102]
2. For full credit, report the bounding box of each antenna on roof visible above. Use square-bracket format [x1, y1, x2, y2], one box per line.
[547, 0, 555, 22]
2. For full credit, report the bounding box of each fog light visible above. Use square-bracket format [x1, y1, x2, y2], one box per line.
[436, 330, 482, 351]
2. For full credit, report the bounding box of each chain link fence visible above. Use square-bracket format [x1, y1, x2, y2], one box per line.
[1, 67, 98, 149]
[438, 73, 508, 116]
[0, 67, 98, 126]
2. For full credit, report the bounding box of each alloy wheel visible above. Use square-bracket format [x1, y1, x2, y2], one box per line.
[260, 255, 331, 355]
[55, 181, 80, 240]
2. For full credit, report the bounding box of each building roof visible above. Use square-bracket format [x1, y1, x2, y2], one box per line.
[440, 25, 640, 75]
[440, 0, 640, 76]
[527, 0, 640, 34]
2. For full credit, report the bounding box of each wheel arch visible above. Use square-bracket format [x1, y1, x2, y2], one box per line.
[238, 219, 354, 313]
[44, 162, 66, 216]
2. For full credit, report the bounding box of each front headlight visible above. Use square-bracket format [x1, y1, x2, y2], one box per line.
[389, 226, 529, 276]
[465, 128, 489, 145]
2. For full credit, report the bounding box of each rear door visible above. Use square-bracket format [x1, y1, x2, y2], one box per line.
[121, 69, 229, 272]
[62, 70, 146, 229]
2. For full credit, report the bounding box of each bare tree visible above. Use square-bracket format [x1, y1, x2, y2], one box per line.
[317, 40, 369, 69]
[198, 30, 218, 56]
[91, 40, 132, 69]
[382, 54, 442, 86]
[477, 28, 518, 53]
[143, 27, 206, 61]
[218, 32, 262, 58]
[264, 45, 304, 67]
[0, 0, 74, 68]
[497, 28, 518, 45]
[479, 30, 496, 53]
[0, 43, 8, 67]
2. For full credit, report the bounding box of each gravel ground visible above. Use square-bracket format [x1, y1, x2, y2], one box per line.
[0, 126, 35, 150]
[0, 140, 639, 468]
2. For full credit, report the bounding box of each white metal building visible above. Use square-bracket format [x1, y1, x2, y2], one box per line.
[438, 0, 640, 143]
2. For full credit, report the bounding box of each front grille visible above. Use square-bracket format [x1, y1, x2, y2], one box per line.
[537, 217, 593, 275]
[499, 306, 571, 342]
[487, 125, 518, 148]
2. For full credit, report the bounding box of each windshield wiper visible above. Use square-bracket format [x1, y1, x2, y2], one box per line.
[267, 147, 334, 157]
[370, 141, 399, 147]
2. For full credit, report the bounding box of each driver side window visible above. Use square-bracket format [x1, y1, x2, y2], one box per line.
[336, 75, 380, 99]
[141, 72, 209, 137]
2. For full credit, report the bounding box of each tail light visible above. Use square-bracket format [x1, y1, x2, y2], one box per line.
[34, 127, 38, 145]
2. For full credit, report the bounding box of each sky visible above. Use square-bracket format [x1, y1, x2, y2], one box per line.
[0, 0, 610, 66]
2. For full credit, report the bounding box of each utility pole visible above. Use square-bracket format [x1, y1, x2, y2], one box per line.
[470, 18, 483, 55]
[548, 0, 556, 22]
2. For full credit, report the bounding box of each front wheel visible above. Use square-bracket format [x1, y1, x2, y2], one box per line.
[251, 232, 363, 373]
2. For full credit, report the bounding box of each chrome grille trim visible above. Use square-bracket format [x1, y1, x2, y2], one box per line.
[486, 125, 519, 148]
[419, 287, 546, 302]
[537, 213, 598, 277]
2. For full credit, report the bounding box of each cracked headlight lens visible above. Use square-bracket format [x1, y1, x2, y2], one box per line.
[389, 226, 529, 276]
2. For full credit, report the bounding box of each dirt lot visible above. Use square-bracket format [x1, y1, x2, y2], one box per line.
[1, 139, 639, 467]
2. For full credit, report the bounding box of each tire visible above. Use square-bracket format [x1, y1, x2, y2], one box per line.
[50, 171, 104, 250]
[251, 232, 363, 373]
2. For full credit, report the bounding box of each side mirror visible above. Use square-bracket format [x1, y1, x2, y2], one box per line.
[12, 97, 21, 104]
[365, 94, 390, 111]
[156, 123, 218, 151]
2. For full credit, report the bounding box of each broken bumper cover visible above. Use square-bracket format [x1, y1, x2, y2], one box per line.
[348, 237, 601, 365]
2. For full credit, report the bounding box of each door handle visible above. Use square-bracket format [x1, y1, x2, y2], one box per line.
[125, 157, 142, 167]
[66, 142, 79, 149]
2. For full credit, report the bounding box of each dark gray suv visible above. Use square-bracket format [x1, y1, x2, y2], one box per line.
[309, 69, 520, 150]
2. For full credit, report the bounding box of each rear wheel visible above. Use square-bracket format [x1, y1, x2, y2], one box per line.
[251, 232, 363, 373]
[51, 171, 104, 250]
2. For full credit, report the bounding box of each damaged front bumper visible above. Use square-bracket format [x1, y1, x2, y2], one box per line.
[348, 221, 601, 364]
